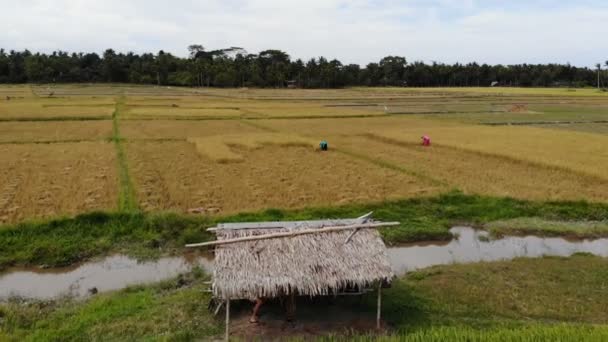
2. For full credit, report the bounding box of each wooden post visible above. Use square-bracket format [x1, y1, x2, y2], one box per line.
[376, 283, 382, 330]
[225, 298, 230, 341]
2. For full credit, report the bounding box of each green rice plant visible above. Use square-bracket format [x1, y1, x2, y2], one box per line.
[486, 217, 608, 238]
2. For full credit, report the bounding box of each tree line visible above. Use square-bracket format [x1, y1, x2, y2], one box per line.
[0, 46, 604, 88]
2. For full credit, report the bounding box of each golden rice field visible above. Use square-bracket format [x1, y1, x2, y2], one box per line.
[0, 120, 112, 143]
[1, 84, 608, 222]
[127, 142, 434, 213]
[0, 142, 117, 223]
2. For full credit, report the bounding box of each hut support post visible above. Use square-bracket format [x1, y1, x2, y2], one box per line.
[225, 298, 230, 341]
[376, 283, 382, 330]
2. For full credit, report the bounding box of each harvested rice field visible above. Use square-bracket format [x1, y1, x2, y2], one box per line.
[332, 136, 608, 202]
[2, 84, 608, 341]
[0, 98, 114, 120]
[0, 120, 112, 143]
[120, 120, 262, 140]
[1, 84, 608, 223]
[0, 142, 117, 223]
[126, 141, 438, 213]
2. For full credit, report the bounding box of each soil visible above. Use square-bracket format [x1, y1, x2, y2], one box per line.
[227, 296, 382, 341]
[508, 104, 529, 112]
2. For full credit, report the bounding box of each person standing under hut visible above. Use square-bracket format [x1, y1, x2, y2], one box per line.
[249, 297, 264, 324]
[249, 292, 297, 323]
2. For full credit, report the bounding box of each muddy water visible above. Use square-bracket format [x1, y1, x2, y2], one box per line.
[0, 254, 214, 300]
[1, 227, 607, 300]
[389, 227, 608, 274]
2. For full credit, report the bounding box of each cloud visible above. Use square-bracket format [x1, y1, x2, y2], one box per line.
[0, 0, 605, 67]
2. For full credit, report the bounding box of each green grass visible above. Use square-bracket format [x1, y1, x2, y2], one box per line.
[538, 122, 608, 135]
[112, 97, 138, 212]
[370, 86, 608, 96]
[2, 255, 607, 341]
[315, 325, 608, 341]
[2, 192, 608, 270]
[486, 217, 608, 238]
[414, 104, 608, 125]
[382, 255, 608, 327]
[0, 211, 214, 269]
[0, 269, 220, 341]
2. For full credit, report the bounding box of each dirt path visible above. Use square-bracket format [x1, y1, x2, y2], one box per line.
[227, 297, 382, 341]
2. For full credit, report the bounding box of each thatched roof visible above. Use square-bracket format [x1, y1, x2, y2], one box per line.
[211, 216, 394, 300]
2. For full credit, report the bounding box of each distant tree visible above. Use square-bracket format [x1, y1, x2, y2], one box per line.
[597, 63, 602, 89]
[258, 50, 290, 87]
[188, 44, 205, 59]
[0, 45, 601, 88]
[379, 56, 407, 86]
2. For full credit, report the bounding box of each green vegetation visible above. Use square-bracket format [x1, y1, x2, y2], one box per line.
[112, 97, 138, 212]
[0, 212, 214, 270]
[0, 269, 220, 341]
[538, 122, 608, 135]
[2, 192, 608, 270]
[1, 48, 604, 87]
[2, 255, 607, 341]
[317, 325, 608, 342]
[486, 217, 608, 238]
[381, 255, 608, 327]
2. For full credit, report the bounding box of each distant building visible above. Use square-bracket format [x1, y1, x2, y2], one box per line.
[286, 80, 297, 89]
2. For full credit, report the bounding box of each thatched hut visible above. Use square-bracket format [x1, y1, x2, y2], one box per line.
[186, 213, 397, 340]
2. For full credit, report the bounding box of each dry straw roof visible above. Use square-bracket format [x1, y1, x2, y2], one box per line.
[211, 215, 395, 300]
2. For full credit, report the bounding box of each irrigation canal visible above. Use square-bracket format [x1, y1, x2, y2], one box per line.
[1, 227, 607, 300]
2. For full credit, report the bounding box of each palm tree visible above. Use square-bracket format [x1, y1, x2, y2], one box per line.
[597, 63, 602, 89]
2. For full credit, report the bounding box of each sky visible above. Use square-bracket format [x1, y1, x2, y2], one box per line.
[1, 0, 606, 68]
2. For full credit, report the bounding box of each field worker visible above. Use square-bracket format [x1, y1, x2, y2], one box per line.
[421, 135, 431, 146]
[249, 297, 264, 324]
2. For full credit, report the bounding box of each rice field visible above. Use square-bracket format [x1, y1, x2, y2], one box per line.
[2, 84, 608, 340]
[0, 142, 117, 223]
[1, 84, 608, 222]
[0, 120, 112, 143]
[126, 141, 436, 214]
[0, 97, 114, 120]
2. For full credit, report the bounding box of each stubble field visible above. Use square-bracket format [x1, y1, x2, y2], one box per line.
[2, 84, 608, 341]
[1, 85, 608, 223]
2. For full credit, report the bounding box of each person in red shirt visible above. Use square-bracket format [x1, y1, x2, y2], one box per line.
[421, 135, 431, 146]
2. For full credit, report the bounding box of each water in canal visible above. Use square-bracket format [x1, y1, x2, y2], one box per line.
[1, 227, 606, 300]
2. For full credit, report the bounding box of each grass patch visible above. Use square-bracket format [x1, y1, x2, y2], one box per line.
[486, 217, 608, 239]
[316, 325, 608, 341]
[0, 271, 220, 341]
[2, 254, 608, 340]
[377, 255, 608, 328]
[112, 97, 138, 212]
[2, 192, 608, 270]
[0, 211, 214, 269]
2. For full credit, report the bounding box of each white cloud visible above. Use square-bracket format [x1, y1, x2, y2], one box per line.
[0, 0, 606, 67]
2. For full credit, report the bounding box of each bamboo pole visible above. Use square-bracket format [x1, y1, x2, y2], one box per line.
[376, 283, 382, 330]
[225, 298, 230, 341]
[186, 222, 400, 248]
[207, 212, 373, 232]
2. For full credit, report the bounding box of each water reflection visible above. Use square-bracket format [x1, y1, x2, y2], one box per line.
[1, 227, 607, 300]
[0, 253, 214, 300]
[388, 227, 608, 274]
